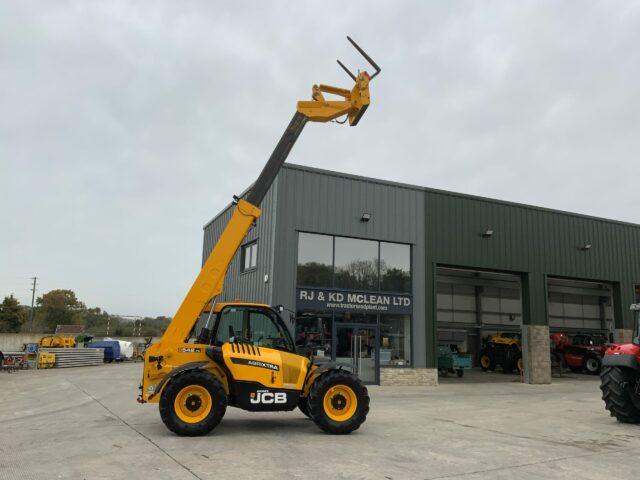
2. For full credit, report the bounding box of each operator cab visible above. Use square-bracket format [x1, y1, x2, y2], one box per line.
[194, 302, 295, 353]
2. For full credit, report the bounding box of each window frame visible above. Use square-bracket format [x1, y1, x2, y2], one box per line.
[240, 240, 258, 273]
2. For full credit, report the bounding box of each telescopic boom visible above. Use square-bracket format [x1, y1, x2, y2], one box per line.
[159, 37, 381, 346]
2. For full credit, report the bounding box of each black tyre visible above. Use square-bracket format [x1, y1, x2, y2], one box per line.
[308, 370, 369, 435]
[600, 367, 640, 423]
[298, 396, 311, 418]
[585, 356, 602, 375]
[456, 369, 464, 378]
[479, 349, 495, 371]
[159, 370, 227, 436]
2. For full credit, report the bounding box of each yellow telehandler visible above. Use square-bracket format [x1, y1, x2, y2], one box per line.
[139, 37, 381, 435]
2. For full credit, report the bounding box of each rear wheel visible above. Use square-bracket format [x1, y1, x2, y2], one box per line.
[585, 356, 602, 375]
[159, 370, 227, 436]
[308, 370, 369, 434]
[600, 367, 640, 423]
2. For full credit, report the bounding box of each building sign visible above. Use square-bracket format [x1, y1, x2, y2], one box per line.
[296, 288, 412, 315]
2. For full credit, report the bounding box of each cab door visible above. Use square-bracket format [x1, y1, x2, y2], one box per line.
[213, 306, 307, 410]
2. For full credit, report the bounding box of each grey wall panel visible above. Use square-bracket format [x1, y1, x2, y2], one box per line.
[201, 181, 279, 306]
[424, 189, 640, 329]
[271, 164, 427, 367]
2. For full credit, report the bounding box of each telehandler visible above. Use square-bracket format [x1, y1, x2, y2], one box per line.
[139, 37, 380, 436]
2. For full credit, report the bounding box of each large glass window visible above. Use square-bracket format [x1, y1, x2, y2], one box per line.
[296, 232, 412, 294]
[380, 242, 411, 293]
[295, 312, 333, 357]
[297, 233, 333, 287]
[334, 237, 379, 290]
[379, 314, 411, 366]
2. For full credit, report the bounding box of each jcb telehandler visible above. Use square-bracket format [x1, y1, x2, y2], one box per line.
[139, 37, 380, 436]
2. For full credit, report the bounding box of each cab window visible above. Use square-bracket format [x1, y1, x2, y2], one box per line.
[213, 306, 293, 351]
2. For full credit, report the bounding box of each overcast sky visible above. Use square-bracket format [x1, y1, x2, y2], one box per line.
[1, 1, 639, 317]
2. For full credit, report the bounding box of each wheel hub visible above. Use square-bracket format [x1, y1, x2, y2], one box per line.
[331, 394, 347, 411]
[323, 384, 358, 422]
[185, 394, 202, 412]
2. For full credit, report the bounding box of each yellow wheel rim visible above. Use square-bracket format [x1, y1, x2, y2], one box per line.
[517, 357, 523, 372]
[174, 385, 212, 424]
[480, 355, 490, 369]
[323, 385, 357, 422]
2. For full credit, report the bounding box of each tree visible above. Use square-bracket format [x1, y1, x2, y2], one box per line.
[36, 289, 86, 332]
[81, 307, 111, 334]
[0, 295, 24, 332]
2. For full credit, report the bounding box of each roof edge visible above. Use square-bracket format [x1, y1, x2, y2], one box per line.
[203, 162, 640, 230]
[282, 163, 640, 229]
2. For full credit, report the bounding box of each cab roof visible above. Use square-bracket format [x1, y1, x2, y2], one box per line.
[203, 301, 272, 313]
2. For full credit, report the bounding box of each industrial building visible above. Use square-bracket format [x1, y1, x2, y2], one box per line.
[203, 164, 640, 386]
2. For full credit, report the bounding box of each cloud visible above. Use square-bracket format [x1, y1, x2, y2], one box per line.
[1, 1, 639, 315]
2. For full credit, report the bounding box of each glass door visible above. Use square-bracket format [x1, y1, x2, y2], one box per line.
[333, 323, 379, 384]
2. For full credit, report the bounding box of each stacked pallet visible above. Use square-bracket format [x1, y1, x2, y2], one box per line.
[39, 348, 104, 368]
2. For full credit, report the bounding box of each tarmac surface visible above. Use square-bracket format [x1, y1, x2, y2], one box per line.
[1, 363, 639, 480]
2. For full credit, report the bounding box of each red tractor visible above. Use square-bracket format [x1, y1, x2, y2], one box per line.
[550, 332, 607, 375]
[601, 304, 640, 423]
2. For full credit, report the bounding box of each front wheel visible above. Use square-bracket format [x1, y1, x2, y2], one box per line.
[159, 370, 227, 436]
[601, 367, 640, 423]
[308, 370, 369, 435]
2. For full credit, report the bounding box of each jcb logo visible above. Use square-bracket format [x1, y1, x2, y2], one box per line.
[250, 390, 287, 404]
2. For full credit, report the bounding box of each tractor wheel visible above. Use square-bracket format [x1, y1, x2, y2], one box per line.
[308, 370, 369, 435]
[479, 349, 495, 371]
[298, 396, 311, 418]
[600, 367, 640, 424]
[159, 370, 227, 436]
[585, 356, 602, 375]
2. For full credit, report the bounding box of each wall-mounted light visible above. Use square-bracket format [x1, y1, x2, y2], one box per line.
[361, 212, 372, 222]
[482, 227, 494, 238]
[579, 243, 592, 251]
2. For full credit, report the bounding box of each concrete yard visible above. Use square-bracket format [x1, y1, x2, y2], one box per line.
[1, 364, 639, 480]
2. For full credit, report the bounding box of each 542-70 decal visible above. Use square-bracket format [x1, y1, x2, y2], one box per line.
[230, 357, 279, 371]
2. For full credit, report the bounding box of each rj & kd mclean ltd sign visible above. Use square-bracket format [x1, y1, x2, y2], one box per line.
[296, 288, 412, 315]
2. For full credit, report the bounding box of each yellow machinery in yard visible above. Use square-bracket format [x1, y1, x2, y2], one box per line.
[39, 335, 76, 348]
[139, 37, 381, 436]
[479, 333, 523, 374]
[37, 352, 56, 369]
